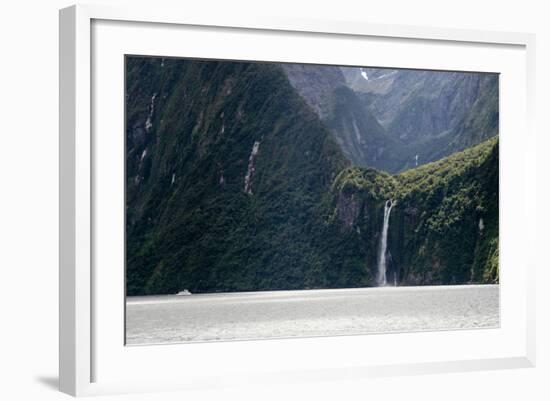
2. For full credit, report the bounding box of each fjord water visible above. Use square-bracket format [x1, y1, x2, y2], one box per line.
[126, 285, 499, 345]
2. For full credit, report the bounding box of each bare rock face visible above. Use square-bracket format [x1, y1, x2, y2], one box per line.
[336, 192, 361, 229]
[281, 64, 346, 119]
[342, 67, 499, 164]
[283, 64, 406, 172]
[283, 64, 498, 174]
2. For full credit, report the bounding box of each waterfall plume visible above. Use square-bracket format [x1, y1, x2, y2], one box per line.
[377, 199, 396, 286]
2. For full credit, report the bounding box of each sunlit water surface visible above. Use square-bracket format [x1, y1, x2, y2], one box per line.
[126, 284, 499, 345]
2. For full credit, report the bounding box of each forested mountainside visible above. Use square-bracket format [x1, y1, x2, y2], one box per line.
[331, 137, 498, 285]
[126, 57, 499, 295]
[126, 57, 349, 295]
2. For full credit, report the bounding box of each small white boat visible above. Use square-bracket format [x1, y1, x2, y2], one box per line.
[176, 289, 192, 296]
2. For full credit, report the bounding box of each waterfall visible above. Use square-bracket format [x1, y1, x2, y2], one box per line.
[244, 141, 260, 194]
[145, 93, 157, 132]
[377, 199, 396, 286]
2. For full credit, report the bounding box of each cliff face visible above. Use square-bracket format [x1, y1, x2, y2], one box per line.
[329, 138, 499, 286]
[391, 137, 499, 285]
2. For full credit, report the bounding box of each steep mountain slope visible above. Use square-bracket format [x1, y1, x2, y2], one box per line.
[435, 78, 499, 160]
[342, 67, 499, 170]
[126, 56, 349, 295]
[393, 137, 499, 284]
[285, 65, 498, 173]
[280, 64, 346, 119]
[283, 64, 407, 172]
[330, 137, 499, 285]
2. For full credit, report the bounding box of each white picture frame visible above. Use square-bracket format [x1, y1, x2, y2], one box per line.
[59, 3, 536, 397]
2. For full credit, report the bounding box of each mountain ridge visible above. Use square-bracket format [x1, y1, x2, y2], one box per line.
[285, 64, 498, 172]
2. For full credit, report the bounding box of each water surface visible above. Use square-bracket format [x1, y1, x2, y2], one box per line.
[126, 284, 499, 345]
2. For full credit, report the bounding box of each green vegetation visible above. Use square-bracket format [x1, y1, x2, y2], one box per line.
[126, 57, 499, 295]
[330, 137, 498, 284]
[126, 57, 351, 295]
[395, 138, 499, 284]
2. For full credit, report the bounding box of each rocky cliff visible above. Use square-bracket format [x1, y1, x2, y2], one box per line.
[329, 137, 499, 285]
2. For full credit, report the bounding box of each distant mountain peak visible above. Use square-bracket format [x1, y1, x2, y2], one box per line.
[284, 64, 498, 173]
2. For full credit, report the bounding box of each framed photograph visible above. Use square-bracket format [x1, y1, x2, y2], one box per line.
[59, 4, 536, 396]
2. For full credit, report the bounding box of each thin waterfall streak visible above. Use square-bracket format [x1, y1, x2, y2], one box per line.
[377, 199, 395, 286]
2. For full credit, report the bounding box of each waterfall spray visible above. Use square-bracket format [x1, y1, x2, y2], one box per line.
[377, 199, 396, 286]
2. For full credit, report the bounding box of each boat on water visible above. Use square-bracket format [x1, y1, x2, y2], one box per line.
[177, 289, 192, 296]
